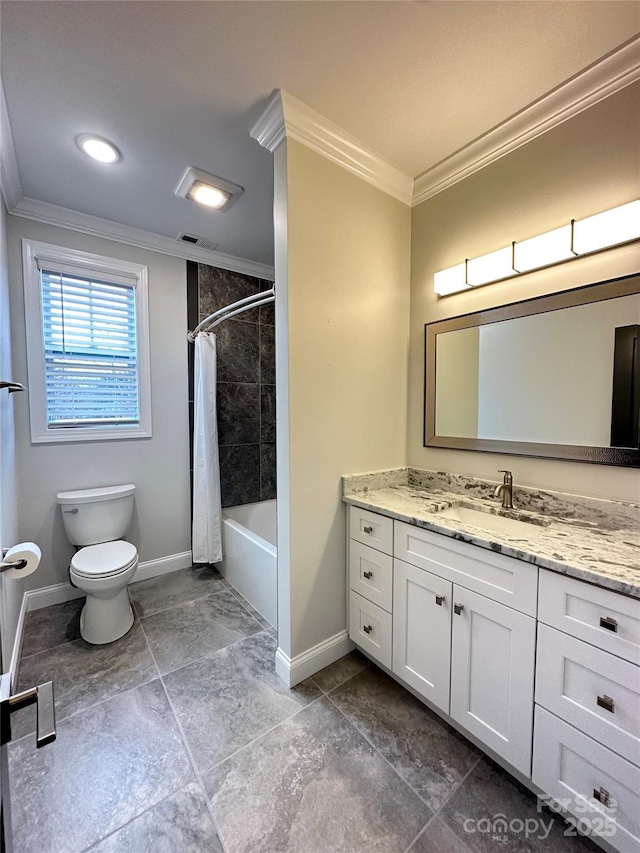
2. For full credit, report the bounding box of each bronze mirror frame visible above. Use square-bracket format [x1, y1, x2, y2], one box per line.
[424, 273, 640, 467]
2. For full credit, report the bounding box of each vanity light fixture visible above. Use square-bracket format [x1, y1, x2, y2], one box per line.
[76, 135, 121, 164]
[434, 199, 640, 297]
[175, 167, 243, 212]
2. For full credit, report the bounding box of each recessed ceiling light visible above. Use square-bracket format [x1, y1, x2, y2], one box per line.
[190, 182, 229, 209]
[175, 167, 243, 212]
[77, 134, 121, 163]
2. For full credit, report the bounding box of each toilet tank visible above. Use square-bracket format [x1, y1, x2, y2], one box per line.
[57, 484, 136, 546]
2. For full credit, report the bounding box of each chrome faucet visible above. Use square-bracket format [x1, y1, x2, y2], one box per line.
[494, 470, 514, 509]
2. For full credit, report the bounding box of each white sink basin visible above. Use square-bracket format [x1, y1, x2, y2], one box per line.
[435, 505, 544, 538]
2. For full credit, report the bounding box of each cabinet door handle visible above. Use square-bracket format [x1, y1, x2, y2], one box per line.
[593, 787, 610, 808]
[454, 603, 464, 615]
[363, 571, 373, 580]
[599, 616, 618, 633]
[363, 624, 373, 634]
[597, 695, 615, 713]
[435, 594, 445, 606]
[363, 525, 373, 534]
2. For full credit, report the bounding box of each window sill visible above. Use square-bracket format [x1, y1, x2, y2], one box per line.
[31, 425, 152, 444]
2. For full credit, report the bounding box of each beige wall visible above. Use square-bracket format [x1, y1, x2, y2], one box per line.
[279, 139, 410, 660]
[409, 82, 640, 501]
[7, 217, 191, 590]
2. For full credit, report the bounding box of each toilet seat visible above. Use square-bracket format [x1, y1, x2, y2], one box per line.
[71, 541, 138, 579]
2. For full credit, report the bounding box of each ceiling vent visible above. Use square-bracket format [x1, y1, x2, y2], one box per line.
[177, 233, 219, 252]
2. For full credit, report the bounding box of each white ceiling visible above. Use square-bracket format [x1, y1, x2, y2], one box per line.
[1, 1, 639, 267]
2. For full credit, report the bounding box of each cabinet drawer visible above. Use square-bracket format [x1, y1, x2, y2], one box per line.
[539, 570, 640, 665]
[349, 540, 393, 613]
[533, 707, 640, 853]
[349, 591, 392, 669]
[349, 506, 393, 555]
[394, 520, 538, 615]
[536, 625, 640, 764]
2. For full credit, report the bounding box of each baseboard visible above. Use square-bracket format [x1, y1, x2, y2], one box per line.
[133, 550, 193, 582]
[25, 550, 193, 611]
[9, 592, 28, 691]
[25, 582, 84, 611]
[275, 629, 354, 688]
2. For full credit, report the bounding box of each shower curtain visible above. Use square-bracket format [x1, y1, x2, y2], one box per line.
[192, 333, 223, 564]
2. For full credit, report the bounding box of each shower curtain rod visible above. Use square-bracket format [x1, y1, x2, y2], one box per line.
[187, 287, 275, 342]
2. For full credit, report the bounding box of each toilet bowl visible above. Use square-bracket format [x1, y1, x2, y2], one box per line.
[70, 541, 138, 644]
[58, 484, 138, 645]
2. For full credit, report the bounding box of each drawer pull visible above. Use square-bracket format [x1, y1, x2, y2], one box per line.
[435, 594, 445, 606]
[597, 695, 615, 713]
[593, 787, 611, 808]
[363, 571, 373, 580]
[363, 624, 373, 634]
[454, 603, 464, 615]
[599, 616, 618, 633]
[363, 525, 374, 534]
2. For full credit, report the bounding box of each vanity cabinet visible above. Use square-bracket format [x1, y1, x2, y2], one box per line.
[348, 506, 537, 776]
[347, 504, 640, 850]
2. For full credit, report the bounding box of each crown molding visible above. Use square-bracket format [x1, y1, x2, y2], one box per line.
[0, 77, 23, 211]
[413, 36, 640, 207]
[9, 196, 275, 280]
[250, 91, 286, 152]
[252, 90, 413, 206]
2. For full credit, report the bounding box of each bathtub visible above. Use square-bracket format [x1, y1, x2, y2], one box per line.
[220, 500, 277, 628]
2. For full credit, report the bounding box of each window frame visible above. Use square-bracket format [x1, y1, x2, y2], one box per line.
[22, 239, 152, 443]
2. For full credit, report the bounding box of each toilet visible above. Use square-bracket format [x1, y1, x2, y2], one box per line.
[57, 484, 138, 645]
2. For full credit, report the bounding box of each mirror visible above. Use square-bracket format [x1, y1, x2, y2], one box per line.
[424, 274, 640, 466]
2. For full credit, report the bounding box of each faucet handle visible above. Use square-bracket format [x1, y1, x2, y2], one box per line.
[498, 470, 513, 483]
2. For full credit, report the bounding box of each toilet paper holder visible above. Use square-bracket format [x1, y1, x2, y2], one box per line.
[1, 547, 28, 572]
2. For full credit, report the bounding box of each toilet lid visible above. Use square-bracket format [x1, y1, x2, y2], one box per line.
[71, 541, 138, 578]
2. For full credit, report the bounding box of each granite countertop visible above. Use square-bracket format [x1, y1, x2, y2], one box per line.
[342, 468, 640, 599]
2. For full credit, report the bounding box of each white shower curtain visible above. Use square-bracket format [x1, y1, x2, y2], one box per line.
[192, 333, 223, 564]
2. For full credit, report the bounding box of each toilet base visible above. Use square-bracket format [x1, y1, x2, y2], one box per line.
[80, 587, 134, 645]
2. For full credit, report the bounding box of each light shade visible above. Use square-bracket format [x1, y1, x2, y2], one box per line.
[434, 263, 469, 296]
[466, 246, 516, 286]
[188, 182, 230, 209]
[572, 200, 640, 255]
[76, 135, 121, 164]
[513, 224, 574, 272]
[175, 167, 243, 213]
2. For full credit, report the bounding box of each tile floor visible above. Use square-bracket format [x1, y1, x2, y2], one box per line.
[8, 567, 600, 853]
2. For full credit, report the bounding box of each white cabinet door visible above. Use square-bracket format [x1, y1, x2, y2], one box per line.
[392, 559, 452, 712]
[450, 586, 536, 776]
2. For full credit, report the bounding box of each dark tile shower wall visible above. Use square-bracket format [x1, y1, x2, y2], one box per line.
[187, 261, 276, 509]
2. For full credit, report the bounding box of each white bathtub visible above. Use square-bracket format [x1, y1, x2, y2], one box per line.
[220, 500, 277, 628]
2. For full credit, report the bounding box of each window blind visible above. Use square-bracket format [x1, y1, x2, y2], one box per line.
[40, 269, 140, 427]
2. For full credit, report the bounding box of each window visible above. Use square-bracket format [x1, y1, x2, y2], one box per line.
[22, 240, 152, 443]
